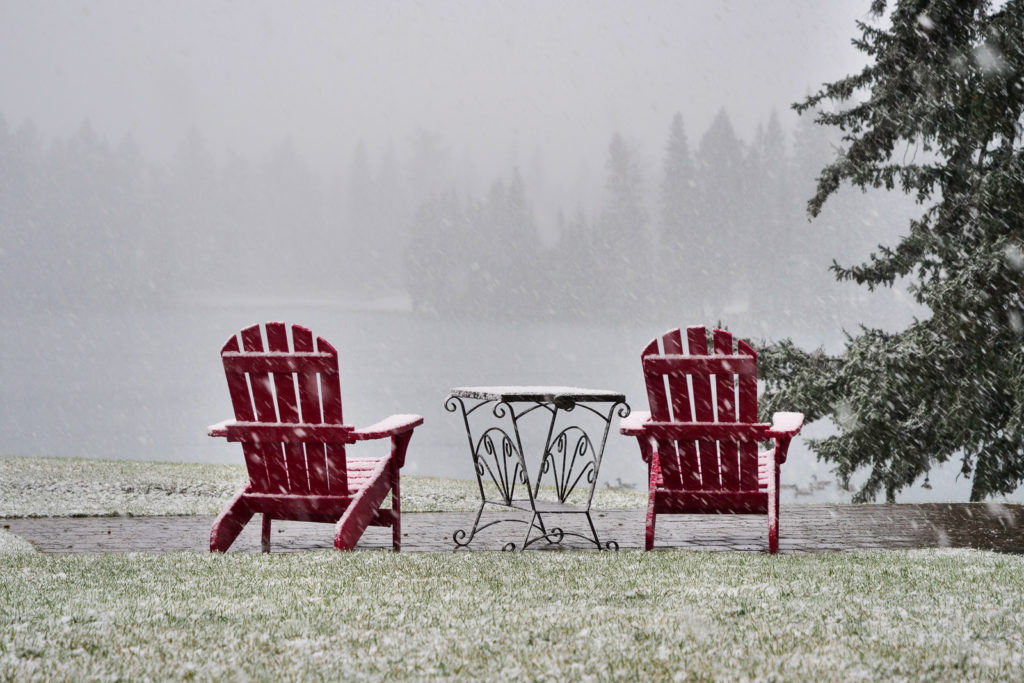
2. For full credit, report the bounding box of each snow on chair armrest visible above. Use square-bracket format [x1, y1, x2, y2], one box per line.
[207, 420, 233, 438]
[352, 414, 424, 440]
[619, 410, 652, 436]
[210, 421, 354, 443]
[766, 411, 804, 438]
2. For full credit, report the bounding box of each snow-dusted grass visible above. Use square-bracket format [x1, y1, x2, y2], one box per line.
[0, 530, 34, 555]
[0, 549, 1021, 679]
[0, 456, 644, 518]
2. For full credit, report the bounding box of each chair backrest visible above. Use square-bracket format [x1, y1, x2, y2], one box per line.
[641, 326, 762, 492]
[220, 322, 348, 496]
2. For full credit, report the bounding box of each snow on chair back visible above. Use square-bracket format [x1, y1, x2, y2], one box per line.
[641, 326, 762, 504]
[220, 322, 349, 496]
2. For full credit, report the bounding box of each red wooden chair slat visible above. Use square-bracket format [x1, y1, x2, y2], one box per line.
[737, 338, 760, 492]
[686, 326, 720, 490]
[713, 329, 740, 491]
[218, 352, 338, 374]
[293, 325, 331, 495]
[240, 325, 289, 493]
[658, 330, 686, 490]
[316, 335, 349, 496]
[222, 332, 271, 493]
[209, 322, 422, 553]
[623, 325, 803, 553]
[267, 322, 311, 496]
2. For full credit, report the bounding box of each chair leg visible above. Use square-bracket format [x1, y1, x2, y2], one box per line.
[768, 460, 780, 554]
[391, 459, 401, 552]
[262, 514, 272, 553]
[645, 491, 657, 551]
[335, 457, 393, 551]
[210, 486, 254, 553]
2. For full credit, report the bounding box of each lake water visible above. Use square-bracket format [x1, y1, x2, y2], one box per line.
[1, 301, 1018, 504]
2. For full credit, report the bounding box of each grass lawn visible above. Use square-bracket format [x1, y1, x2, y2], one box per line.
[1, 456, 1022, 679]
[0, 549, 1021, 679]
[0, 455, 645, 518]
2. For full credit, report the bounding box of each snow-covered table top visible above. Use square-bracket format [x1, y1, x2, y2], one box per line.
[449, 386, 626, 403]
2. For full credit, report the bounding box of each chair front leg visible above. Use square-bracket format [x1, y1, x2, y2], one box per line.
[644, 443, 661, 552]
[766, 447, 781, 554]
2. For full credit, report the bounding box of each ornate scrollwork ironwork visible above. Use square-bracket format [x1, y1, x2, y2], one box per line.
[443, 395, 461, 414]
[453, 528, 472, 548]
[540, 427, 596, 504]
[474, 428, 521, 506]
[448, 391, 629, 552]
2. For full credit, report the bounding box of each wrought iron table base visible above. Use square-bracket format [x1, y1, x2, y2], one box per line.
[446, 387, 628, 552]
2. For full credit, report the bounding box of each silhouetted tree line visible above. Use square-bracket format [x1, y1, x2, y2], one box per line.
[1, 109, 915, 338]
[405, 109, 918, 337]
[0, 118, 341, 309]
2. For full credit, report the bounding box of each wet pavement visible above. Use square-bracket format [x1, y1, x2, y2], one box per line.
[3, 503, 1022, 554]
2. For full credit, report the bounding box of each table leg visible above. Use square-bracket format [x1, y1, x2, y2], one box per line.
[446, 395, 546, 550]
[530, 400, 630, 550]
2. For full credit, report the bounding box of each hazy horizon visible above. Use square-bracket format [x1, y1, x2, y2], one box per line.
[0, 1, 870, 179]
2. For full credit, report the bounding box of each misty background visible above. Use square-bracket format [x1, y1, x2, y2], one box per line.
[2, 1, 1010, 502]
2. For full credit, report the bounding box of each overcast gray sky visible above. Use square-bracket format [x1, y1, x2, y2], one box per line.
[0, 1, 871, 177]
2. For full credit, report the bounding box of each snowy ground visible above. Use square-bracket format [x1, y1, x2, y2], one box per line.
[0, 549, 1021, 679]
[1, 457, 1021, 678]
[0, 455, 644, 519]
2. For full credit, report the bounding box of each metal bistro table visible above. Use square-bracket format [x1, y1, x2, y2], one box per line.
[445, 386, 629, 551]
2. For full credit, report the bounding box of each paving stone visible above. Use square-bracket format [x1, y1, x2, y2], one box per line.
[3, 503, 1021, 555]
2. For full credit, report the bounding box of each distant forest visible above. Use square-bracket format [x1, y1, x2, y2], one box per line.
[0, 109, 918, 337]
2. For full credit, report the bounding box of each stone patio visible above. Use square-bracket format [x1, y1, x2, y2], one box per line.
[4, 503, 1022, 554]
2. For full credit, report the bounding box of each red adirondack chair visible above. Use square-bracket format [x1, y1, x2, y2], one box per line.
[207, 322, 423, 552]
[620, 326, 803, 553]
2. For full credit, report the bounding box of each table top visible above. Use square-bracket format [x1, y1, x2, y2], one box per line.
[449, 386, 626, 403]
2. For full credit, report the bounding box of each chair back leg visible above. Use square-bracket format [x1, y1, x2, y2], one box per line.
[262, 515, 272, 553]
[391, 457, 402, 552]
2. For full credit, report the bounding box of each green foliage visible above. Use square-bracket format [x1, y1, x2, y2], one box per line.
[769, 0, 1024, 501]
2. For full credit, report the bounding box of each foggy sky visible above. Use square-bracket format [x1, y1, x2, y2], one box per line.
[1, 0, 870, 177]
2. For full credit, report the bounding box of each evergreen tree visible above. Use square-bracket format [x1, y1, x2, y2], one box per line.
[762, 0, 1024, 501]
[220, 149, 260, 291]
[405, 189, 468, 315]
[407, 128, 450, 207]
[0, 118, 45, 306]
[744, 111, 791, 324]
[658, 112, 696, 312]
[345, 139, 377, 292]
[598, 132, 648, 313]
[496, 168, 542, 315]
[373, 143, 406, 291]
[554, 206, 599, 319]
[164, 127, 220, 290]
[694, 109, 747, 316]
[258, 138, 324, 295]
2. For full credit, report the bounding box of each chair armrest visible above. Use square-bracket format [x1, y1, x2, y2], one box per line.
[207, 420, 354, 443]
[352, 414, 424, 441]
[766, 411, 804, 439]
[208, 419, 233, 438]
[764, 411, 803, 465]
[619, 410, 651, 436]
